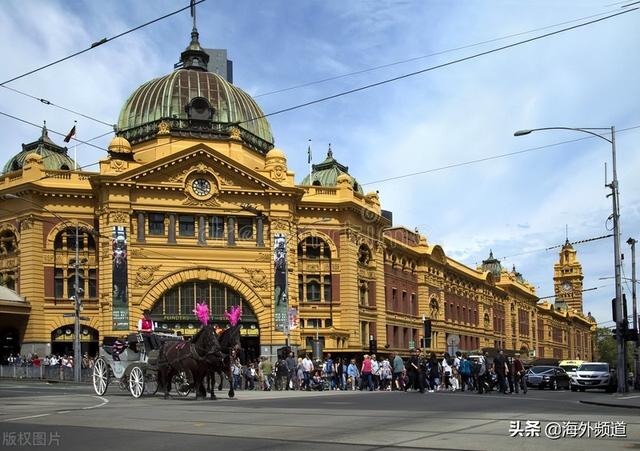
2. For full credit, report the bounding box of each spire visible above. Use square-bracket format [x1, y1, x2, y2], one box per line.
[327, 143, 333, 159]
[177, 1, 209, 71]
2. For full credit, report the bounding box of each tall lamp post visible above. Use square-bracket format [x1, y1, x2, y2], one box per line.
[514, 126, 626, 393]
[3, 193, 85, 383]
[627, 237, 638, 389]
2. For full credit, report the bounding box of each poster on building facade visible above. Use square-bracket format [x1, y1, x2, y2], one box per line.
[274, 233, 288, 332]
[288, 308, 298, 330]
[112, 226, 129, 330]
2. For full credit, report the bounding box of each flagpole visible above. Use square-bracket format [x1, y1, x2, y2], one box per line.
[307, 139, 312, 185]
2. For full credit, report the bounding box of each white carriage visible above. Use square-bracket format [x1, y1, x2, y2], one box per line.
[92, 332, 187, 398]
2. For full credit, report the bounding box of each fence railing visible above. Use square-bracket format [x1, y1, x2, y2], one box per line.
[0, 365, 93, 383]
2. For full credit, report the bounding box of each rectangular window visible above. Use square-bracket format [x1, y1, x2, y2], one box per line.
[180, 283, 194, 315]
[54, 269, 64, 298]
[212, 284, 225, 317]
[88, 269, 97, 298]
[196, 282, 209, 306]
[164, 288, 178, 315]
[323, 275, 332, 303]
[237, 217, 254, 240]
[402, 291, 407, 313]
[179, 215, 195, 236]
[307, 280, 321, 302]
[325, 318, 332, 328]
[392, 288, 397, 311]
[208, 216, 224, 239]
[148, 213, 165, 235]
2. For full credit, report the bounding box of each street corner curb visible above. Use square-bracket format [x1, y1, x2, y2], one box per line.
[579, 399, 640, 409]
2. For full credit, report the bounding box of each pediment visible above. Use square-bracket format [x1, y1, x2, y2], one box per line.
[114, 145, 281, 192]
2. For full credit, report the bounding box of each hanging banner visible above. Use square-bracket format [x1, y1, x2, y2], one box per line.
[288, 308, 298, 330]
[274, 233, 288, 332]
[112, 226, 129, 330]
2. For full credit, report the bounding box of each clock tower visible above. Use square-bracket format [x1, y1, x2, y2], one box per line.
[553, 239, 584, 312]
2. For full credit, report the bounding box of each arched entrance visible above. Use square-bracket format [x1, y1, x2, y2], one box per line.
[51, 325, 99, 357]
[0, 327, 20, 361]
[149, 280, 261, 363]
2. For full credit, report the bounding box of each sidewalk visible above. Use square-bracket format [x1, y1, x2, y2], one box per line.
[579, 390, 640, 409]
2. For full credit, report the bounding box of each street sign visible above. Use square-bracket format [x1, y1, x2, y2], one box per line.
[62, 313, 75, 318]
[79, 316, 90, 321]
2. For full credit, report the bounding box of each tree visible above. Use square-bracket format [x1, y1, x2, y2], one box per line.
[594, 327, 635, 370]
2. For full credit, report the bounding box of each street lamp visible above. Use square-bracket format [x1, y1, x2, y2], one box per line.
[3, 193, 86, 383]
[515, 126, 626, 393]
[627, 237, 638, 389]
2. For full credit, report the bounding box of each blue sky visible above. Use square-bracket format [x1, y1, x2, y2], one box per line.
[1, 0, 639, 328]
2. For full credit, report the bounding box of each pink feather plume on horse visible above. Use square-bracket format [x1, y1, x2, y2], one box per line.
[193, 302, 210, 326]
[224, 305, 242, 326]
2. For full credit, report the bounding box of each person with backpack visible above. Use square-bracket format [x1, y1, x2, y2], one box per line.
[323, 353, 335, 390]
[459, 354, 472, 392]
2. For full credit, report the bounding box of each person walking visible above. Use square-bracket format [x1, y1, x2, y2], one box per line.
[302, 354, 314, 391]
[513, 353, 527, 394]
[346, 358, 359, 390]
[442, 353, 454, 391]
[392, 352, 405, 391]
[493, 350, 508, 394]
[285, 352, 296, 390]
[360, 355, 373, 391]
[408, 349, 424, 393]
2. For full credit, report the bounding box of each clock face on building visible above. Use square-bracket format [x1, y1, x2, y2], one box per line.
[191, 178, 211, 196]
[561, 281, 572, 292]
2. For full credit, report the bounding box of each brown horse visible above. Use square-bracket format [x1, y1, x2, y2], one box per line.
[158, 325, 221, 400]
[205, 324, 242, 399]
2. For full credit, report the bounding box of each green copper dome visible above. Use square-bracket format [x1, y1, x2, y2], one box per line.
[301, 146, 364, 194]
[116, 29, 274, 154]
[2, 124, 75, 174]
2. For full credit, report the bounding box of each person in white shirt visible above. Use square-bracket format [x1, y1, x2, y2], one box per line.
[442, 353, 454, 391]
[301, 354, 314, 390]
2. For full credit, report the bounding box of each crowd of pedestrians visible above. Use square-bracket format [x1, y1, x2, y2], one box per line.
[225, 349, 529, 395]
[4, 352, 96, 380]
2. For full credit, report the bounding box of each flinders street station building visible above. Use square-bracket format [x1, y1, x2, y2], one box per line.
[0, 27, 595, 363]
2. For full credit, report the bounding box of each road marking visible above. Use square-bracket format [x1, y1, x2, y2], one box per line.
[617, 395, 640, 399]
[3, 413, 50, 422]
[1, 395, 109, 422]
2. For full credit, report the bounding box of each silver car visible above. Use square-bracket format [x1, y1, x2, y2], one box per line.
[570, 362, 616, 392]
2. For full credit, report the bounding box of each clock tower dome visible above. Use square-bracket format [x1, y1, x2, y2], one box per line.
[553, 239, 584, 312]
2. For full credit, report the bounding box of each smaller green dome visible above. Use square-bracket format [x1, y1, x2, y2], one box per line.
[301, 146, 364, 194]
[2, 124, 76, 174]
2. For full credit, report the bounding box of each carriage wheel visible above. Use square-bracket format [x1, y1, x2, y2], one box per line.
[172, 372, 191, 397]
[92, 357, 109, 396]
[129, 366, 145, 398]
[145, 371, 159, 396]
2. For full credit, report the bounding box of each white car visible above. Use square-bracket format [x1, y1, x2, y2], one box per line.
[570, 362, 616, 392]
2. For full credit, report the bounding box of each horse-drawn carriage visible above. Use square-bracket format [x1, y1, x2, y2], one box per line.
[92, 304, 242, 400]
[92, 331, 186, 398]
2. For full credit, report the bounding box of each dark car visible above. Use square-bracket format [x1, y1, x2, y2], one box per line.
[525, 366, 570, 390]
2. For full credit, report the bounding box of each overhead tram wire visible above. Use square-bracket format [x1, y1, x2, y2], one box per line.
[1, 85, 114, 128]
[0, 0, 206, 87]
[239, 7, 638, 125]
[253, 6, 629, 99]
[0, 110, 109, 153]
[360, 124, 640, 187]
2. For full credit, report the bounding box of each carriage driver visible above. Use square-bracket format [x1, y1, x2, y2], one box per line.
[137, 309, 160, 351]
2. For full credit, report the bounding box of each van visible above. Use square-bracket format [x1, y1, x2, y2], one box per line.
[558, 360, 584, 379]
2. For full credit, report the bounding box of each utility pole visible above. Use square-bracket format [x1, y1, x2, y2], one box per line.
[608, 126, 626, 393]
[73, 223, 82, 383]
[628, 237, 638, 389]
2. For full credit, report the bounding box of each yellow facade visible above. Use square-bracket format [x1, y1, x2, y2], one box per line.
[0, 29, 594, 361]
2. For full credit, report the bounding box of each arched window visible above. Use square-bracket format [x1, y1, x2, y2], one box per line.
[0, 230, 17, 255]
[298, 236, 333, 303]
[151, 281, 258, 328]
[51, 226, 98, 301]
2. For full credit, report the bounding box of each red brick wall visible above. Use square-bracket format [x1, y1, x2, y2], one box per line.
[384, 263, 417, 314]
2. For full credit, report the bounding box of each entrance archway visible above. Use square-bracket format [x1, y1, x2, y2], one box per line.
[0, 327, 20, 361]
[147, 277, 262, 363]
[51, 325, 99, 357]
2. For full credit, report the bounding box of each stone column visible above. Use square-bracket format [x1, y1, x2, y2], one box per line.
[227, 217, 236, 246]
[136, 212, 145, 243]
[168, 214, 176, 244]
[256, 216, 264, 247]
[198, 215, 207, 245]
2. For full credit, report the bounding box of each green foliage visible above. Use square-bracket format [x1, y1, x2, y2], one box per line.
[595, 327, 635, 369]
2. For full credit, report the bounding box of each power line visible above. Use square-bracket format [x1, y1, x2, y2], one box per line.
[495, 234, 614, 263]
[253, 7, 626, 99]
[0, 110, 109, 153]
[0, 0, 206, 87]
[360, 124, 640, 186]
[239, 7, 638, 125]
[1, 85, 114, 127]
